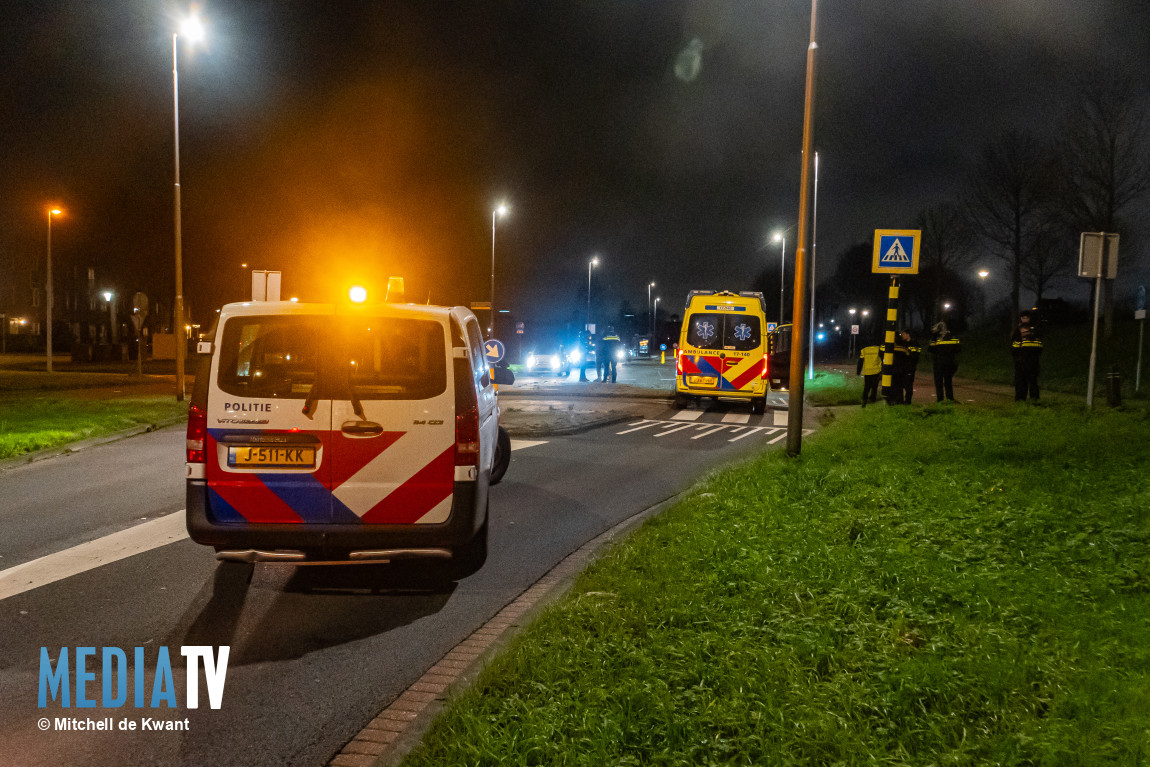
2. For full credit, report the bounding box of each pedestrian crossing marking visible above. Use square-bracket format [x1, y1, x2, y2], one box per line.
[670, 410, 703, 421]
[614, 418, 815, 444]
[692, 425, 730, 439]
[721, 413, 750, 424]
[773, 410, 788, 426]
[729, 427, 769, 442]
[655, 423, 697, 437]
[617, 421, 662, 434]
[767, 431, 788, 444]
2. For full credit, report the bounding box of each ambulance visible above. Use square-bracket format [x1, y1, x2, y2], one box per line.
[185, 286, 506, 577]
[674, 290, 770, 413]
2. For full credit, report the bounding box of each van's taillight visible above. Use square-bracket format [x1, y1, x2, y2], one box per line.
[675, 348, 683, 374]
[186, 404, 206, 463]
[761, 353, 770, 379]
[454, 359, 480, 467]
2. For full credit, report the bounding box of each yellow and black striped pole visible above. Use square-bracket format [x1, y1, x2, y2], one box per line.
[881, 277, 899, 403]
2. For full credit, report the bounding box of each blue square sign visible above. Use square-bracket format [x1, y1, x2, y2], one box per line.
[872, 229, 921, 274]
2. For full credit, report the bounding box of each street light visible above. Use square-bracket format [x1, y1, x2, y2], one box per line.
[586, 256, 599, 330]
[978, 270, 989, 279]
[45, 208, 63, 372]
[172, 11, 205, 402]
[490, 202, 509, 337]
[772, 231, 787, 324]
[648, 281, 656, 337]
[653, 296, 661, 339]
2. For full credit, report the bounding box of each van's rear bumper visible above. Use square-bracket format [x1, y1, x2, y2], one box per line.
[185, 480, 485, 557]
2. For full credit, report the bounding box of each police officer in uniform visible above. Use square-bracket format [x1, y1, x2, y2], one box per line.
[600, 326, 622, 382]
[898, 330, 921, 404]
[928, 322, 961, 402]
[1011, 311, 1043, 401]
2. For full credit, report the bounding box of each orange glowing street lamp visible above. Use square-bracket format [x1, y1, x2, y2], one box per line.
[46, 207, 63, 372]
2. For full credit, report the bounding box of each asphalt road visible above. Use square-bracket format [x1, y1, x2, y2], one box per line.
[0, 394, 803, 766]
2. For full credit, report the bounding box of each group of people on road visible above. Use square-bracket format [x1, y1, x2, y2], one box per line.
[856, 311, 1043, 406]
[577, 326, 623, 383]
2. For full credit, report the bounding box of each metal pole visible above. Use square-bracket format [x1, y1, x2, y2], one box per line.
[46, 212, 53, 373]
[779, 236, 786, 325]
[648, 283, 653, 338]
[881, 278, 900, 403]
[586, 262, 592, 330]
[490, 210, 497, 337]
[1086, 271, 1102, 407]
[1136, 318, 1144, 392]
[786, 0, 818, 456]
[808, 151, 818, 380]
[173, 33, 186, 402]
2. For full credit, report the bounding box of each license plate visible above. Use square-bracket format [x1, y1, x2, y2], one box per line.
[228, 446, 316, 468]
[687, 375, 718, 387]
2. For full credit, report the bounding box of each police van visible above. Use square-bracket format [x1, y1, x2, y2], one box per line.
[185, 286, 508, 577]
[674, 290, 769, 413]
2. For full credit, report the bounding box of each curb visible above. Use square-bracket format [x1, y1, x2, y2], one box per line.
[499, 387, 672, 401]
[326, 490, 689, 767]
[0, 415, 188, 473]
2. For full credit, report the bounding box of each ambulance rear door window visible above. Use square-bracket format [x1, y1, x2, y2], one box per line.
[723, 316, 761, 352]
[686, 313, 722, 350]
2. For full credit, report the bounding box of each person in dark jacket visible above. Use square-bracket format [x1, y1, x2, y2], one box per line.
[600, 326, 622, 382]
[928, 322, 961, 402]
[898, 330, 921, 404]
[1011, 311, 1043, 401]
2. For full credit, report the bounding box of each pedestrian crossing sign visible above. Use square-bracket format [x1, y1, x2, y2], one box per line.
[872, 229, 921, 274]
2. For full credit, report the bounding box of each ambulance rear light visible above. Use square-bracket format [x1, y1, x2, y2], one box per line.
[675, 348, 683, 374]
[761, 353, 770, 379]
[187, 403, 207, 463]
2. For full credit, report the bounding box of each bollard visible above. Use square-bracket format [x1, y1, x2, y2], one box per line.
[1106, 369, 1122, 407]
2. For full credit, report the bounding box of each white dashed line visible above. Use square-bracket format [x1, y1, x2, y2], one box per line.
[670, 410, 704, 421]
[655, 423, 698, 437]
[692, 425, 730, 439]
[728, 427, 768, 442]
[616, 421, 661, 434]
[721, 413, 750, 424]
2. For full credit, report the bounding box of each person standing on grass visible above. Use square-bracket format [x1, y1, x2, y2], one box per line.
[857, 340, 882, 407]
[898, 330, 921, 404]
[928, 322, 961, 402]
[1011, 310, 1043, 401]
[889, 332, 909, 404]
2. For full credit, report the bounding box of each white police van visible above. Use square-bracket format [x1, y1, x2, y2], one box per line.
[185, 288, 509, 577]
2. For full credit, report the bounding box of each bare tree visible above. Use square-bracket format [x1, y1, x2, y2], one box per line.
[916, 202, 974, 323]
[965, 131, 1056, 318]
[1021, 224, 1073, 302]
[1057, 81, 1150, 337]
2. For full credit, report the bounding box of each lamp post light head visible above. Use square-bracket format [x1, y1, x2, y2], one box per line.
[862, 309, 870, 317]
[179, 15, 205, 43]
[978, 270, 989, 279]
[943, 302, 952, 311]
[849, 308, 856, 315]
[591, 256, 599, 267]
[49, 208, 62, 216]
[495, 203, 509, 218]
[102, 291, 113, 302]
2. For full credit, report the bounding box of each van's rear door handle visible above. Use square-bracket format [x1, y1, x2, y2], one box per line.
[341, 420, 383, 437]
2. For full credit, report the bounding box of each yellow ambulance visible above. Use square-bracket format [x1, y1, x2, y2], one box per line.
[674, 290, 769, 413]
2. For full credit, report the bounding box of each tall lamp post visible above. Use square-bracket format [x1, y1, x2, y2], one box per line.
[45, 207, 63, 372]
[653, 296, 661, 342]
[808, 151, 819, 380]
[648, 281, 656, 337]
[490, 202, 508, 336]
[772, 232, 787, 325]
[173, 13, 204, 402]
[586, 256, 599, 330]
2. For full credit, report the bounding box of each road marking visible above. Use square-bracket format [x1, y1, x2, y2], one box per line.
[670, 410, 703, 421]
[721, 413, 750, 424]
[729, 427, 769, 442]
[767, 431, 788, 444]
[655, 423, 697, 437]
[773, 411, 788, 426]
[509, 440, 548, 451]
[0, 513, 189, 602]
[617, 420, 661, 434]
[692, 425, 730, 439]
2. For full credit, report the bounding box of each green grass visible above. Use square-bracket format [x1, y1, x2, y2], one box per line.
[804, 369, 866, 406]
[404, 404, 1150, 766]
[0, 396, 188, 459]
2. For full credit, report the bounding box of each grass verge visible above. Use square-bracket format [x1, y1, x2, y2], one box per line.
[405, 403, 1150, 765]
[0, 396, 188, 459]
[805, 369, 865, 406]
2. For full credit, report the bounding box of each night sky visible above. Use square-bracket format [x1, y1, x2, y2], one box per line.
[3, 1, 1149, 338]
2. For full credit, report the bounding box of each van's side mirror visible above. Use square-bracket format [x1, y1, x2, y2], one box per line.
[492, 366, 515, 386]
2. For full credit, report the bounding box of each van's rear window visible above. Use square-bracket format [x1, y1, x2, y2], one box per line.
[217, 316, 323, 399]
[686, 313, 723, 350]
[686, 313, 761, 352]
[343, 318, 446, 400]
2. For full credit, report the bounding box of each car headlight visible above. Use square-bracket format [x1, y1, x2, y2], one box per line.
[569, 349, 582, 363]
[550, 355, 561, 371]
[526, 354, 535, 368]
[615, 349, 625, 361]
